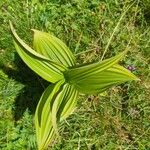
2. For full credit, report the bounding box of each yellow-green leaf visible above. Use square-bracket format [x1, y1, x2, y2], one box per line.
[71, 64, 139, 94]
[65, 50, 128, 81]
[32, 29, 76, 67]
[10, 21, 67, 83]
[35, 81, 78, 150]
[66, 51, 139, 94]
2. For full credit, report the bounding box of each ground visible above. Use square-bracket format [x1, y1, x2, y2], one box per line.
[0, 0, 150, 150]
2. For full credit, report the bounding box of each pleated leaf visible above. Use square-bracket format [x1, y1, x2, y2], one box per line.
[71, 64, 139, 94]
[66, 51, 139, 94]
[35, 81, 78, 150]
[32, 29, 76, 67]
[10, 22, 67, 83]
[66, 50, 128, 81]
[10, 21, 140, 150]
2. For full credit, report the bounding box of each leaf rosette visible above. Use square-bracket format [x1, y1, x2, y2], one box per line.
[10, 21, 139, 150]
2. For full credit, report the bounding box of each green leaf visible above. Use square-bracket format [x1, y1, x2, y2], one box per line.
[32, 29, 76, 67]
[65, 50, 128, 81]
[71, 64, 139, 94]
[35, 81, 78, 150]
[66, 51, 139, 94]
[34, 83, 56, 150]
[10, 21, 67, 83]
[35, 81, 63, 150]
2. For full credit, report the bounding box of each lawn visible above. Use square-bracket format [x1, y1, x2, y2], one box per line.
[0, 0, 150, 149]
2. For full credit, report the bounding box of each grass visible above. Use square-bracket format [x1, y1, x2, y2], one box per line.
[0, 0, 150, 149]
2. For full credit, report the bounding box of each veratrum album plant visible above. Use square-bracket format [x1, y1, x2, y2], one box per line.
[10, 21, 139, 150]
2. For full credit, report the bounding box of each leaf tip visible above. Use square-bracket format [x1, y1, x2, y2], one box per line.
[134, 77, 141, 81]
[31, 29, 42, 34]
[9, 20, 14, 33]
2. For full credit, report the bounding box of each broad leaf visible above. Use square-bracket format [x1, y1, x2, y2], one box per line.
[10, 21, 140, 150]
[66, 51, 139, 94]
[70, 64, 139, 94]
[35, 81, 78, 150]
[10, 22, 67, 83]
[32, 29, 76, 67]
[65, 50, 128, 81]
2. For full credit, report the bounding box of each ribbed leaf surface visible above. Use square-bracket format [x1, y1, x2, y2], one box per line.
[10, 22, 67, 83]
[66, 50, 128, 81]
[66, 51, 139, 94]
[72, 64, 139, 94]
[32, 29, 76, 67]
[35, 81, 78, 150]
[10, 21, 139, 150]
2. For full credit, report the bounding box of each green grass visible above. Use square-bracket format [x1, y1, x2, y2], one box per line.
[0, 0, 150, 149]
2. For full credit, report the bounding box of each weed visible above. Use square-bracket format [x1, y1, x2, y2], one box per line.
[0, 0, 150, 149]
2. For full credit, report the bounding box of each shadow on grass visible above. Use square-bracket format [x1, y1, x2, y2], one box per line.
[1, 54, 49, 121]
